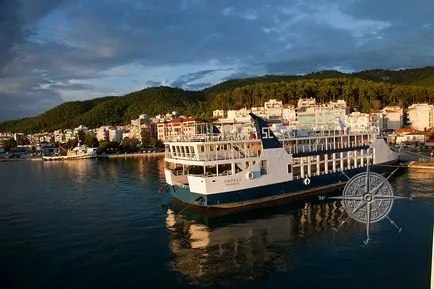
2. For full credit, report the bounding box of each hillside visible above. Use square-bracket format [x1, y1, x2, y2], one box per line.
[1, 66, 434, 134]
[0, 87, 204, 133]
[352, 66, 434, 86]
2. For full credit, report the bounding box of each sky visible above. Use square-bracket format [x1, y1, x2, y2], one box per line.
[0, 0, 434, 121]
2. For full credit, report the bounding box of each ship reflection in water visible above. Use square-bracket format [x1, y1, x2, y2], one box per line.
[165, 199, 379, 287]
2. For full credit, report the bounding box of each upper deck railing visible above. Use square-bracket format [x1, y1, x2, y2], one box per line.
[165, 137, 373, 162]
[163, 127, 379, 143]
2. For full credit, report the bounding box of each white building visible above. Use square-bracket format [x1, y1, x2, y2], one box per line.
[96, 126, 110, 142]
[282, 105, 296, 122]
[226, 108, 251, 122]
[73, 125, 88, 135]
[64, 130, 75, 141]
[345, 112, 371, 133]
[212, 110, 226, 118]
[264, 99, 283, 117]
[369, 111, 386, 132]
[395, 131, 426, 144]
[297, 98, 316, 109]
[108, 128, 123, 142]
[382, 106, 403, 130]
[251, 106, 265, 116]
[297, 99, 347, 130]
[408, 103, 434, 131]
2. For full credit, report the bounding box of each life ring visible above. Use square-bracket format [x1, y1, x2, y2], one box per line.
[247, 172, 254, 180]
[303, 177, 310, 185]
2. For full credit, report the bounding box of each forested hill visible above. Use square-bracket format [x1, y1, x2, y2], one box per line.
[1, 67, 434, 134]
[0, 87, 204, 133]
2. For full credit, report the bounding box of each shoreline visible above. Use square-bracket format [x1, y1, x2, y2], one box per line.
[102, 152, 165, 158]
[0, 152, 165, 162]
[408, 161, 434, 170]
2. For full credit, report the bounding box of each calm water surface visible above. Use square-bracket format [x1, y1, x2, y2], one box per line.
[0, 158, 433, 289]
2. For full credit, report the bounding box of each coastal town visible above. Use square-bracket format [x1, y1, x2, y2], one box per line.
[1, 98, 434, 158]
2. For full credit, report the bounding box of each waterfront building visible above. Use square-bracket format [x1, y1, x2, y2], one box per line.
[282, 104, 297, 123]
[226, 108, 251, 122]
[212, 118, 254, 136]
[108, 128, 123, 142]
[251, 106, 265, 116]
[369, 106, 404, 132]
[39, 134, 54, 143]
[407, 103, 434, 131]
[382, 106, 403, 130]
[96, 126, 110, 142]
[264, 99, 283, 117]
[212, 110, 225, 118]
[345, 112, 371, 133]
[297, 98, 316, 108]
[73, 125, 89, 136]
[64, 129, 75, 142]
[297, 99, 347, 130]
[369, 111, 386, 132]
[53, 130, 65, 143]
[395, 131, 427, 144]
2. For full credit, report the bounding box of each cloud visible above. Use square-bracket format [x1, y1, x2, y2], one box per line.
[1, 0, 434, 121]
[0, 0, 25, 71]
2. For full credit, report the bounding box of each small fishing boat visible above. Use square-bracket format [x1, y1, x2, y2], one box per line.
[42, 145, 97, 161]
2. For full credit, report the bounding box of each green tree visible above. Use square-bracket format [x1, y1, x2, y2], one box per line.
[64, 138, 78, 150]
[84, 132, 99, 148]
[154, 139, 164, 148]
[98, 140, 119, 154]
[140, 129, 151, 147]
[76, 130, 86, 145]
[121, 137, 140, 153]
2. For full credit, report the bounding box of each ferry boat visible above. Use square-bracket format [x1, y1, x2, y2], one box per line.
[42, 145, 97, 161]
[163, 113, 398, 209]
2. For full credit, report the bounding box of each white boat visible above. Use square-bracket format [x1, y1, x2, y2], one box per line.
[163, 113, 399, 209]
[42, 145, 97, 161]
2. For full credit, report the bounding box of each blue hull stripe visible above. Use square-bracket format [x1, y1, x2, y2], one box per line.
[170, 164, 397, 208]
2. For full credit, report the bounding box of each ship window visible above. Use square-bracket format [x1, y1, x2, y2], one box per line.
[293, 166, 301, 177]
[260, 160, 268, 175]
[287, 164, 292, 174]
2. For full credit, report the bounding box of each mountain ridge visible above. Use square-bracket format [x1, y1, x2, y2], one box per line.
[1, 66, 434, 133]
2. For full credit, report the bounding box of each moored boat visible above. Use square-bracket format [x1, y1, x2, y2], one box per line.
[42, 145, 97, 161]
[163, 113, 399, 209]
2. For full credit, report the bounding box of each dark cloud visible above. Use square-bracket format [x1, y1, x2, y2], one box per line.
[0, 0, 24, 70]
[0, 90, 63, 121]
[0, 0, 67, 71]
[0, 0, 434, 121]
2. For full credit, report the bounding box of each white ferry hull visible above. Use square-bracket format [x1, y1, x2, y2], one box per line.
[169, 161, 398, 209]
